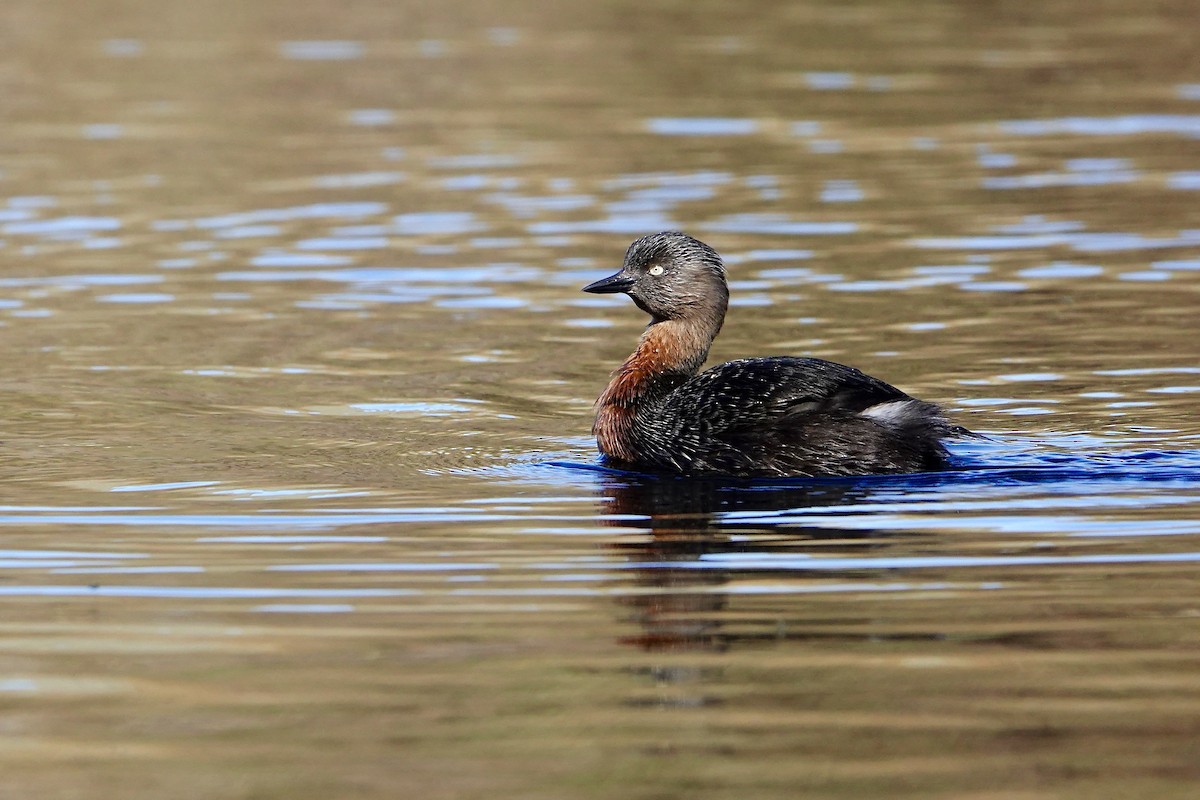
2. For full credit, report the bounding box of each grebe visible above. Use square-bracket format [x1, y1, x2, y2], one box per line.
[583, 231, 958, 478]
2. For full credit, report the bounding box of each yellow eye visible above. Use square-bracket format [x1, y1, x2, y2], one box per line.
[648, 265, 665, 276]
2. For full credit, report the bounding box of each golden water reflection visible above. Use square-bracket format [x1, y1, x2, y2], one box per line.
[2, 0, 1200, 796]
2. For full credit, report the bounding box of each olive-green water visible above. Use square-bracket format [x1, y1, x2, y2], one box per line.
[2, 1, 1199, 797]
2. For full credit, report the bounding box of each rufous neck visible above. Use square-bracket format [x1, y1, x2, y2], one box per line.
[593, 312, 723, 462]
[631, 317, 717, 378]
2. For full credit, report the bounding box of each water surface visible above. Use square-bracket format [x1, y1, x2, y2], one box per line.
[2, 1, 1200, 797]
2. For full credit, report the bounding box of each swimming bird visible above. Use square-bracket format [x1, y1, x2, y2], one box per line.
[583, 231, 959, 478]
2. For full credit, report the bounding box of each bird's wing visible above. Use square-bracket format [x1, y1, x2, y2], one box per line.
[674, 357, 910, 433]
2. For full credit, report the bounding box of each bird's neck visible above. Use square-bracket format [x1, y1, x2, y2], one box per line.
[593, 314, 722, 462]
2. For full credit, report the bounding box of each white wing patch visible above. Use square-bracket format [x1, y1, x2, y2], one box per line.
[860, 400, 922, 427]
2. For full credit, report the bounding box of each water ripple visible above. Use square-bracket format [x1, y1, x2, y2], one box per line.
[658, 551, 1200, 571]
[1000, 114, 1200, 137]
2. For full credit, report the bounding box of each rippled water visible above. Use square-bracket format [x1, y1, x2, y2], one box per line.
[3, 1, 1200, 797]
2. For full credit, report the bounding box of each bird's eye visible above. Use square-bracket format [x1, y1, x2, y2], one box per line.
[648, 265, 665, 276]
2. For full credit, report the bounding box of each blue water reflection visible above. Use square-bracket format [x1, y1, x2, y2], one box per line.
[279, 40, 365, 60]
[645, 118, 759, 136]
[1000, 115, 1200, 136]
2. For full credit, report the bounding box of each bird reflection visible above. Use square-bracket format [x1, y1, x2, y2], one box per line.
[596, 471, 912, 654]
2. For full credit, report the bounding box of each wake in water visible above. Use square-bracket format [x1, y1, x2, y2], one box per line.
[543, 434, 1200, 489]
